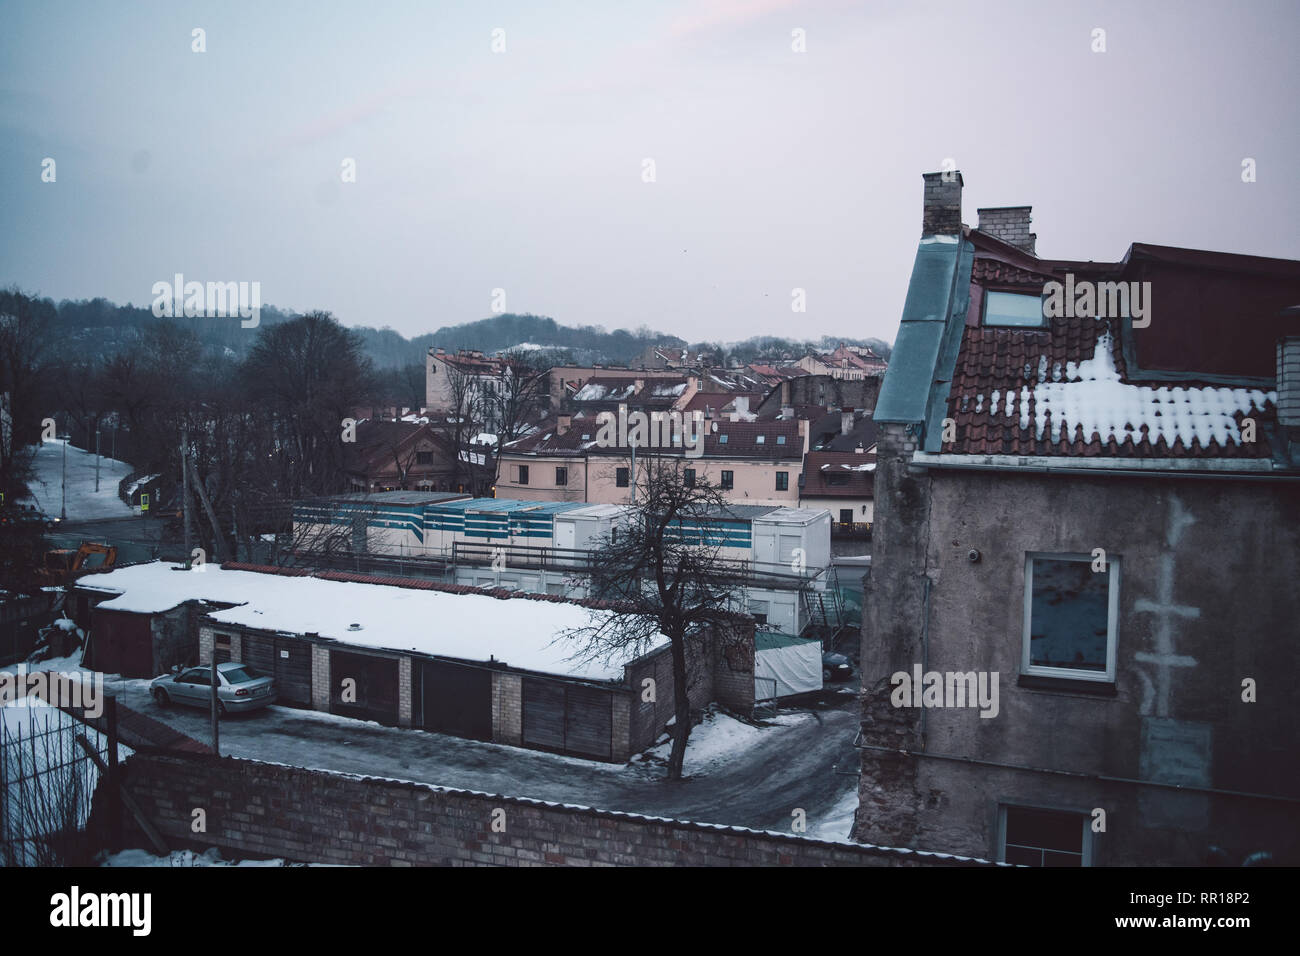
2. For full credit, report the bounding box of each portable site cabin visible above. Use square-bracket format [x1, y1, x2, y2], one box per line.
[293, 491, 469, 556]
[753, 632, 824, 701]
[422, 498, 591, 558]
[751, 507, 832, 575]
[552, 503, 634, 555]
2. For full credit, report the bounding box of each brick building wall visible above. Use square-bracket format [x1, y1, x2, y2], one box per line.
[89, 752, 991, 867]
[493, 671, 523, 745]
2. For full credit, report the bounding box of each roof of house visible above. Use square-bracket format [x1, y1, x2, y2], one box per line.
[502, 415, 803, 460]
[800, 451, 876, 497]
[942, 234, 1295, 460]
[880, 220, 1299, 467]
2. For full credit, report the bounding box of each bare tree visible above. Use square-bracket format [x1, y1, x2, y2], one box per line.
[482, 350, 547, 489]
[430, 361, 480, 493]
[563, 456, 750, 779]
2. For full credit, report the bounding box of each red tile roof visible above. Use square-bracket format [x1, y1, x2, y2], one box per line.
[801, 451, 876, 497]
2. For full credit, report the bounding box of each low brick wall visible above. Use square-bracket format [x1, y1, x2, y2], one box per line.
[90, 751, 992, 867]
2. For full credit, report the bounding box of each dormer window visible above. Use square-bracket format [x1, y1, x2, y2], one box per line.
[984, 290, 1045, 328]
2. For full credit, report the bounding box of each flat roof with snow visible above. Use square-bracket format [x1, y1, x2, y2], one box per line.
[79, 563, 664, 681]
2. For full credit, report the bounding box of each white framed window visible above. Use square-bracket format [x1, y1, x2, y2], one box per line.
[998, 804, 1092, 867]
[984, 290, 1045, 328]
[1022, 552, 1119, 682]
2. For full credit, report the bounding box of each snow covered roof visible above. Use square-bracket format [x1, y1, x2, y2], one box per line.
[79, 563, 664, 681]
[946, 319, 1278, 461]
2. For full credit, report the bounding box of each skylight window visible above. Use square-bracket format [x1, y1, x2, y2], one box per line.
[756, 435, 765, 444]
[776, 435, 786, 445]
[984, 291, 1045, 328]
[719, 434, 728, 444]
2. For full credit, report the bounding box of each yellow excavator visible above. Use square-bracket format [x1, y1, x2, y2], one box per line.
[38, 542, 118, 586]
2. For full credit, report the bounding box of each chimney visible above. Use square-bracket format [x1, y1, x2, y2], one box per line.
[841, 408, 854, 435]
[977, 206, 1036, 254]
[557, 414, 572, 436]
[922, 170, 963, 237]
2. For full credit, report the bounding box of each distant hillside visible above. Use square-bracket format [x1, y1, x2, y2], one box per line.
[28, 297, 889, 370]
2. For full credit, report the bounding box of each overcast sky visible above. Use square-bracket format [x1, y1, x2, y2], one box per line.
[3, 0, 1298, 345]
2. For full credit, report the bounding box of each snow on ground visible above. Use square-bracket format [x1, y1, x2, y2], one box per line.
[24, 439, 135, 520]
[645, 709, 813, 775]
[808, 785, 859, 843]
[100, 847, 326, 867]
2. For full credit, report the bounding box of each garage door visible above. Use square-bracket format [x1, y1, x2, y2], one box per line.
[241, 634, 313, 707]
[329, 650, 400, 725]
[418, 660, 492, 740]
[521, 678, 612, 760]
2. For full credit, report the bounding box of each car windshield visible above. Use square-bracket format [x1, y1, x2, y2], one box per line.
[221, 666, 262, 684]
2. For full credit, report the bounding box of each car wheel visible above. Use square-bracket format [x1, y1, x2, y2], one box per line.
[823, 667, 833, 681]
[153, 689, 170, 706]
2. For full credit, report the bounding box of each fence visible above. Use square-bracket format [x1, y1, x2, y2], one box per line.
[0, 696, 121, 867]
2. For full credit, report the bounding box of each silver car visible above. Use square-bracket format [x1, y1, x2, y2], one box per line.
[151, 662, 277, 715]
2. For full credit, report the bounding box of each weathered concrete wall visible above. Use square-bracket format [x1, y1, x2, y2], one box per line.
[89, 752, 988, 867]
[859, 460, 1300, 864]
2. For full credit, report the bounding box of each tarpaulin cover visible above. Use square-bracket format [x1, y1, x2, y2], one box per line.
[754, 633, 822, 699]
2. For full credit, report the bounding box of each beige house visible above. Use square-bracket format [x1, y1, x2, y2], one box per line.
[496, 413, 808, 507]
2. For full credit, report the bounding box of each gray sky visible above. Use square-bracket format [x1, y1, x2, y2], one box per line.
[3, 0, 1298, 345]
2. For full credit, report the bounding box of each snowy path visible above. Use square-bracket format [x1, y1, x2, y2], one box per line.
[106, 677, 862, 835]
[24, 439, 135, 520]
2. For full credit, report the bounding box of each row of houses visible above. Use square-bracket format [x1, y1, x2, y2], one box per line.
[857, 170, 1300, 866]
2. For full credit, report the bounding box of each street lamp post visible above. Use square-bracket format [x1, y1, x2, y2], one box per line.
[60, 434, 67, 520]
[95, 430, 101, 493]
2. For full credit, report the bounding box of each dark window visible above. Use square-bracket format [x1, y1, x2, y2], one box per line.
[1002, 806, 1087, 866]
[984, 290, 1044, 328]
[839, 509, 853, 524]
[683, 468, 696, 488]
[775, 471, 788, 491]
[1024, 554, 1117, 680]
[555, 467, 568, 486]
[827, 473, 848, 486]
[415, 451, 434, 466]
[517, 465, 529, 485]
[616, 467, 630, 487]
[720, 470, 734, 490]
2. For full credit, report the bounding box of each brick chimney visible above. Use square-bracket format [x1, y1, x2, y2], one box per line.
[841, 408, 854, 435]
[556, 414, 572, 436]
[922, 170, 963, 237]
[977, 206, 1036, 254]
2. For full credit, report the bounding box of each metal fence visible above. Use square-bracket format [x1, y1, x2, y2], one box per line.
[0, 703, 117, 867]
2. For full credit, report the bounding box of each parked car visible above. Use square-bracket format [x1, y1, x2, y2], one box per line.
[0, 505, 59, 530]
[151, 662, 276, 715]
[822, 651, 854, 682]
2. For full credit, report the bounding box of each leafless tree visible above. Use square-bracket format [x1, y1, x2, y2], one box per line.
[481, 350, 547, 488]
[562, 456, 750, 779]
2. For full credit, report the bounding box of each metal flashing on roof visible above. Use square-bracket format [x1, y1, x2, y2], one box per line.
[874, 238, 968, 424]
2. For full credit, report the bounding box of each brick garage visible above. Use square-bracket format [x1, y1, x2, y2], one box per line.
[89, 752, 995, 867]
[197, 567, 756, 763]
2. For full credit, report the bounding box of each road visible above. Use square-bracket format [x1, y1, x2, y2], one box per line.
[107, 677, 863, 836]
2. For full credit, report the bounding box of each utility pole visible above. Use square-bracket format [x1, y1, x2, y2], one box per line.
[210, 656, 220, 756]
[60, 433, 67, 520]
[182, 425, 192, 558]
[94, 429, 101, 493]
